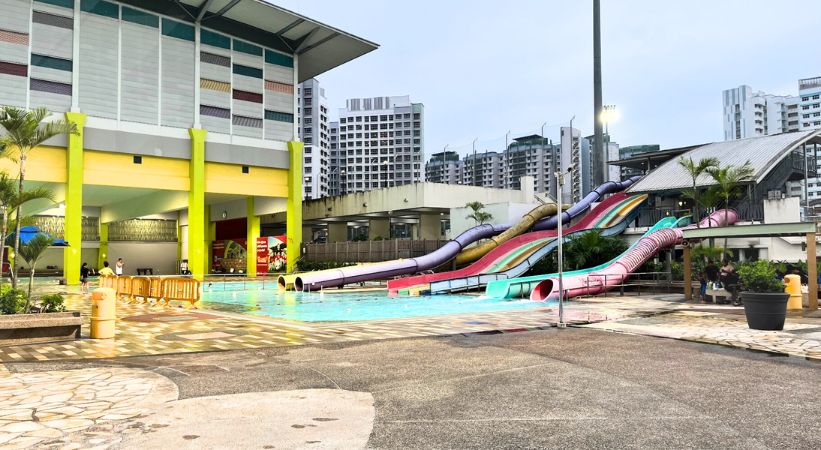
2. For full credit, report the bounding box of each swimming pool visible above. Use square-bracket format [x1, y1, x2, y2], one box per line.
[200, 286, 548, 322]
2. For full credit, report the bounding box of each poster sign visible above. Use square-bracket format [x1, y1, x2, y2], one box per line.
[255, 235, 287, 273]
[211, 238, 247, 273]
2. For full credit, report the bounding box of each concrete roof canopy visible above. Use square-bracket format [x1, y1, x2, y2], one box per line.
[628, 130, 821, 193]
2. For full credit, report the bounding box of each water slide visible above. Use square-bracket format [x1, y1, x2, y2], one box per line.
[489, 209, 737, 301]
[484, 215, 687, 299]
[289, 176, 642, 292]
[387, 192, 647, 295]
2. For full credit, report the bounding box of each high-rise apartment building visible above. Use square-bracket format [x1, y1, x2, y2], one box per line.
[297, 78, 329, 199]
[504, 135, 558, 197]
[560, 127, 585, 202]
[425, 150, 462, 184]
[798, 77, 821, 131]
[463, 151, 504, 188]
[332, 96, 424, 194]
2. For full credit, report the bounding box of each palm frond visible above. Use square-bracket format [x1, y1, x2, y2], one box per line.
[17, 234, 53, 266]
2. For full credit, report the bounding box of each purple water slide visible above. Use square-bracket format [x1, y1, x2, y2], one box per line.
[294, 176, 642, 292]
[529, 209, 739, 301]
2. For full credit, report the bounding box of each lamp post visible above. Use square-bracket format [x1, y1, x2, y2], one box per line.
[555, 165, 571, 329]
[602, 104, 617, 136]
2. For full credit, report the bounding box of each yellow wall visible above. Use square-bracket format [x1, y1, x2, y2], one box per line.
[0, 145, 66, 183]
[205, 162, 288, 197]
[83, 151, 190, 191]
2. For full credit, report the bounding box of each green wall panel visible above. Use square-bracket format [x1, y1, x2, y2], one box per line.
[81, 0, 119, 19]
[122, 6, 158, 28]
[202, 29, 230, 49]
[265, 50, 293, 68]
[162, 18, 195, 41]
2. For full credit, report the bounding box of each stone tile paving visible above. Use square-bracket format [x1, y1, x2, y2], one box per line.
[583, 309, 821, 361]
[0, 367, 178, 448]
[0, 291, 675, 364]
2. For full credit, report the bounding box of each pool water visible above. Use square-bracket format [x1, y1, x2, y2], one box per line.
[199, 286, 548, 322]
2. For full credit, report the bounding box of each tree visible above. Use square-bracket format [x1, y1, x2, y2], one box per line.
[678, 156, 719, 226]
[465, 201, 493, 225]
[17, 234, 53, 312]
[708, 161, 754, 249]
[0, 172, 53, 280]
[0, 107, 77, 287]
[527, 230, 628, 275]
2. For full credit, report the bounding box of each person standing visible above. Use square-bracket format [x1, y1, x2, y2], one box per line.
[115, 258, 124, 276]
[80, 262, 90, 295]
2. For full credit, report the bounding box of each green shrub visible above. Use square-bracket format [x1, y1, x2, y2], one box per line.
[0, 285, 27, 314]
[39, 294, 65, 313]
[738, 260, 784, 293]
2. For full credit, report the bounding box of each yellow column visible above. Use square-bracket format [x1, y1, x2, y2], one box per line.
[64, 112, 86, 285]
[204, 205, 213, 276]
[188, 128, 207, 280]
[246, 197, 260, 277]
[808, 232, 818, 310]
[97, 223, 108, 270]
[286, 141, 303, 273]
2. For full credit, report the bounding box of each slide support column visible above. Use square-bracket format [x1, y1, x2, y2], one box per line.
[64, 112, 86, 285]
[286, 141, 303, 273]
[188, 128, 207, 280]
[246, 197, 259, 277]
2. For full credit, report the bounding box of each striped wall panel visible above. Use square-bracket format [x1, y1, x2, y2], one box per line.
[200, 105, 230, 119]
[233, 115, 262, 139]
[0, 73, 27, 107]
[265, 80, 293, 94]
[32, 19, 73, 60]
[232, 99, 261, 118]
[201, 90, 230, 109]
[265, 92, 293, 113]
[0, 0, 31, 34]
[232, 73, 261, 93]
[200, 115, 230, 134]
[0, 41, 28, 65]
[160, 36, 195, 128]
[0, 29, 29, 45]
[121, 22, 159, 125]
[78, 13, 118, 119]
[265, 120, 292, 142]
[32, 10, 73, 28]
[30, 78, 71, 112]
[30, 64, 72, 84]
[200, 52, 230, 83]
[264, 63, 293, 85]
[32, 0, 74, 17]
[201, 78, 229, 92]
[231, 51, 262, 68]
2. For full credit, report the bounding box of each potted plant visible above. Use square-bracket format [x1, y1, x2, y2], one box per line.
[738, 260, 789, 330]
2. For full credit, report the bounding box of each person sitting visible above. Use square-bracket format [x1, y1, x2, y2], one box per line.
[98, 261, 115, 277]
[720, 260, 740, 306]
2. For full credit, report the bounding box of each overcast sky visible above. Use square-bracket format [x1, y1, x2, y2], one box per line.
[274, 0, 821, 157]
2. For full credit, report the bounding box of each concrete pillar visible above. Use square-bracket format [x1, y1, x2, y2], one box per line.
[328, 223, 347, 242]
[418, 213, 441, 240]
[98, 223, 108, 270]
[246, 197, 260, 277]
[807, 232, 818, 309]
[302, 226, 313, 243]
[286, 141, 303, 272]
[368, 218, 390, 240]
[187, 128, 207, 280]
[683, 244, 692, 301]
[206, 207, 215, 275]
[63, 112, 86, 285]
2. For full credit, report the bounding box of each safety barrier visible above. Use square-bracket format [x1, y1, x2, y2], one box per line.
[129, 277, 152, 303]
[160, 277, 201, 305]
[116, 276, 133, 299]
[99, 275, 117, 290]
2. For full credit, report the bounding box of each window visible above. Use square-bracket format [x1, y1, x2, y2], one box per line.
[803, 96, 810, 101]
[814, 95, 820, 100]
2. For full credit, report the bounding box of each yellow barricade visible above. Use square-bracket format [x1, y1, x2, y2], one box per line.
[160, 277, 202, 306]
[130, 277, 152, 303]
[148, 277, 163, 300]
[99, 275, 117, 290]
[116, 276, 133, 299]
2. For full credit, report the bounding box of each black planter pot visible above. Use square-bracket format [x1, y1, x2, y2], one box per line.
[740, 292, 789, 330]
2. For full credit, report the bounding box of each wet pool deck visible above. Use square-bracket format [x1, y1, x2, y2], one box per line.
[1, 284, 820, 363]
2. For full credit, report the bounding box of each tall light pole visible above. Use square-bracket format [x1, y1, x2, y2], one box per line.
[555, 141, 572, 328]
[593, 0, 604, 188]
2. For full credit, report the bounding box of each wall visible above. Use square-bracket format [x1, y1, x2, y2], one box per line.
[28, 248, 98, 273]
[106, 242, 179, 275]
[763, 197, 801, 224]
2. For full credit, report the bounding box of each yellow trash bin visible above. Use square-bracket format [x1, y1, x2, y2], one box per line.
[783, 274, 803, 310]
[91, 288, 116, 339]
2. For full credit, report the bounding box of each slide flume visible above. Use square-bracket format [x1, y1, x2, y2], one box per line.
[387, 192, 647, 295]
[527, 209, 737, 301]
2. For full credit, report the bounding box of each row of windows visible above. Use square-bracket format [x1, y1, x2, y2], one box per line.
[339, 113, 421, 123]
[801, 94, 821, 101]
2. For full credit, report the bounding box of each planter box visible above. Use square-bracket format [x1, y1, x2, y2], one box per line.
[0, 311, 82, 346]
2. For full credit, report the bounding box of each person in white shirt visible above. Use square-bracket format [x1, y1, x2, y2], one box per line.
[115, 258, 124, 276]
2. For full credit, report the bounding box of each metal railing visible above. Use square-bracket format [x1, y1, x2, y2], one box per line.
[303, 239, 448, 263]
[571, 271, 675, 299]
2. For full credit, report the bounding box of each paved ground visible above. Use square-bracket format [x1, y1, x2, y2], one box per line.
[5, 327, 819, 449]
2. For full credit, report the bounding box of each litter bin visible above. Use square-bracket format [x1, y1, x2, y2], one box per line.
[783, 274, 803, 310]
[91, 288, 116, 339]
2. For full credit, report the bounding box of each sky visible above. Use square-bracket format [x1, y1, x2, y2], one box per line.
[274, 0, 821, 157]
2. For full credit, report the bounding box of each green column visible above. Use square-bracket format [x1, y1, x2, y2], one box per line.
[205, 204, 213, 275]
[98, 222, 108, 270]
[188, 128, 207, 280]
[286, 141, 303, 273]
[64, 112, 86, 285]
[246, 197, 260, 277]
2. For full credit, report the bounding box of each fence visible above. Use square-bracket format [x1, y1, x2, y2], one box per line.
[302, 239, 449, 263]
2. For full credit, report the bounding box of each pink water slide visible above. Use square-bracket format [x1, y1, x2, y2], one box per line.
[529, 209, 739, 301]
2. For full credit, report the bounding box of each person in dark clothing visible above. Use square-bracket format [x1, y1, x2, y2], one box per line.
[704, 259, 719, 284]
[80, 262, 90, 295]
[720, 260, 740, 306]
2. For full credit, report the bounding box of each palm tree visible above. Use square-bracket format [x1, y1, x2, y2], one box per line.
[678, 156, 719, 226]
[17, 234, 53, 312]
[708, 161, 754, 249]
[0, 173, 53, 281]
[0, 107, 76, 287]
[465, 201, 493, 225]
[563, 230, 628, 270]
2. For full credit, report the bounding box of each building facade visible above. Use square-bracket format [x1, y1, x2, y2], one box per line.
[618, 144, 660, 179]
[332, 95, 424, 194]
[463, 151, 504, 188]
[0, 0, 375, 280]
[799, 77, 821, 131]
[297, 78, 329, 199]
[425, 150, 462, 184]
[503, 135, 557, 196]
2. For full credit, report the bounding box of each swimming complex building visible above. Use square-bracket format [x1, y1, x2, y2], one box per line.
[0, 0, 376, 281]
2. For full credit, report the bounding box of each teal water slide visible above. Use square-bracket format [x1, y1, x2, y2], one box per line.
[484, 216, 690, 299]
